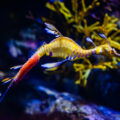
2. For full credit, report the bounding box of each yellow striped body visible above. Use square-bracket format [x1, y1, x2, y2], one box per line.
[46, 37, 82, 58]
[36, 36, 115, 59]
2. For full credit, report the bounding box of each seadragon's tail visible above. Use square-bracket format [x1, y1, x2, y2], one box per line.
[13, 53, 41, 83]
[0, 77, 15, 102]
[0, 53, 41, 102]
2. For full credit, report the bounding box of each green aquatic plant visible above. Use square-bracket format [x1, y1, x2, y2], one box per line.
[44, 0, 120, 86]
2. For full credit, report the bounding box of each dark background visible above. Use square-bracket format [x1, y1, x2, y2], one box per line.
[0, 1, 120, 119]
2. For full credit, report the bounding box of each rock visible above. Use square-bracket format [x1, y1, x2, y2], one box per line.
[21, 86, 120, 120]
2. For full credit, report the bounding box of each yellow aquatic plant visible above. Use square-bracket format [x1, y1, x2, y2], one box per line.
[44, 0, 120, 87]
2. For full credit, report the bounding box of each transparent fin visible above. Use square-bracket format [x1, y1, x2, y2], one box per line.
[1, 78, 12, 84]
[86, 37, 96, 47]
[45, 22, 63, 37]
[41, 59, 69, 69]
[45, 67, 59, 71]
[10, 65, 22, 70]
[112, 48, 120, 57]
[41, 56, 74, 69]
[98, 33, 107, 39]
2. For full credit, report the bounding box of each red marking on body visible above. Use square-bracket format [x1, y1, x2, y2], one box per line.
[14, 53, 40, 83]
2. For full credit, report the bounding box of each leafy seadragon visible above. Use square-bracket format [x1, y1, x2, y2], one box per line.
[0, 23, 120, 102]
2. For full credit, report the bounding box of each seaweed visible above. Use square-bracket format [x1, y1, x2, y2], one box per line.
[43, 0, 120, 86]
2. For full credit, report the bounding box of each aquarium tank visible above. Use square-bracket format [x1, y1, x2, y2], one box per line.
[0, 0, 120, 120]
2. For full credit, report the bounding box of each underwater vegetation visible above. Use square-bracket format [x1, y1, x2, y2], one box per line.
[0, 0, 120, 104]
[44, 0, 120, 86]
[1, 22, 120, 102]
[0, 0, 120, 120]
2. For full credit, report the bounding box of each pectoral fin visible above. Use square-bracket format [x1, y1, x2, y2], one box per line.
[41, 56, 75, 69]
[41, 59, 69, 69]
